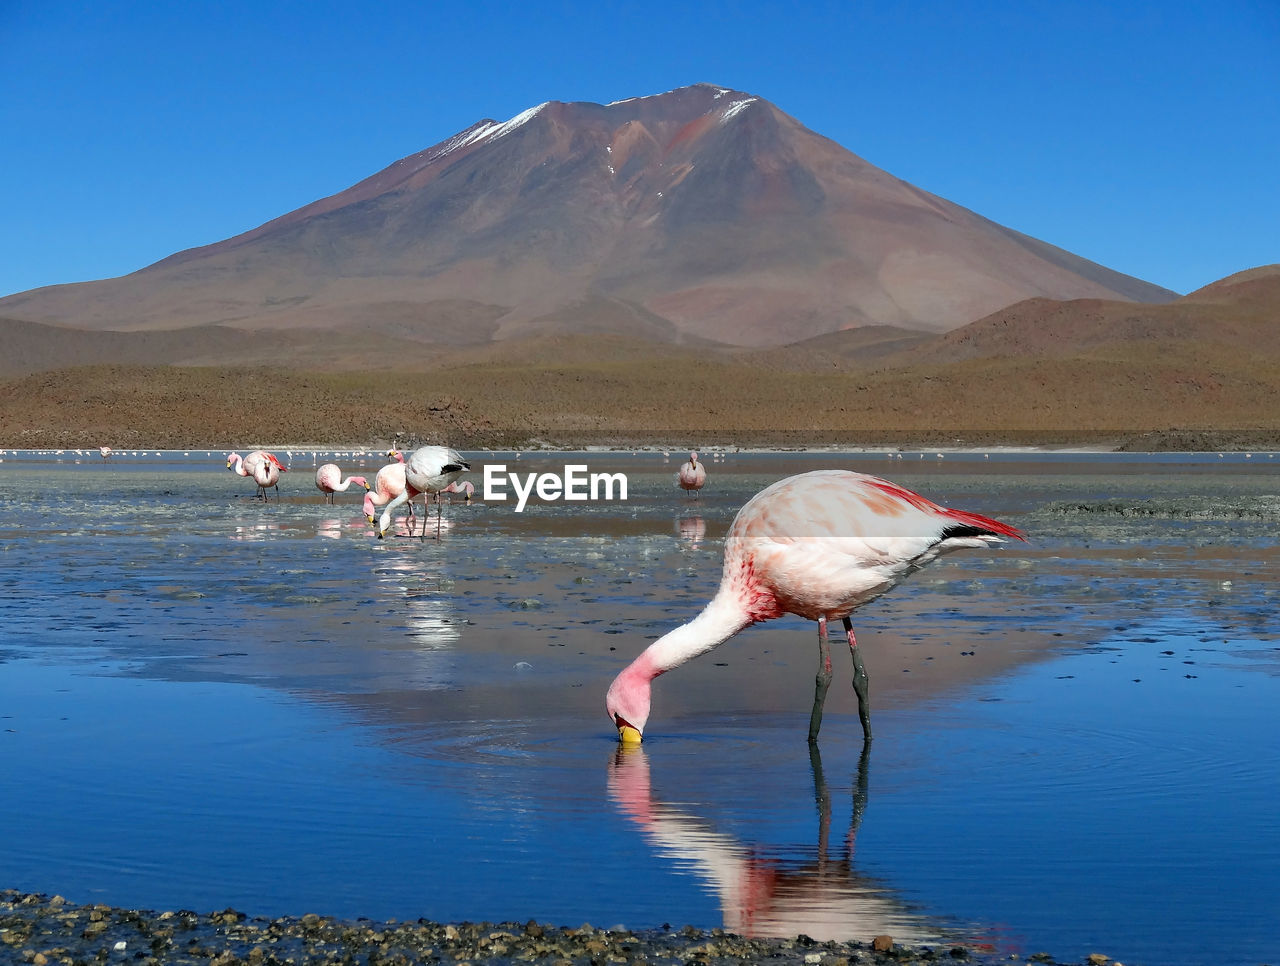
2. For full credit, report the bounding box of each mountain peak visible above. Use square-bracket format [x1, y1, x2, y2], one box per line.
[0, 85, 1175, 346]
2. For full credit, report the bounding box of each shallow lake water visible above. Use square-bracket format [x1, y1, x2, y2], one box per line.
[1, 448, 1277, 965]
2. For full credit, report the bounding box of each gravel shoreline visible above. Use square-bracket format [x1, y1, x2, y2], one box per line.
[0, 890, 1098, 966]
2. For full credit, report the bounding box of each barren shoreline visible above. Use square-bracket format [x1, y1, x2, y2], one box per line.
[2, 890, 1093, 965]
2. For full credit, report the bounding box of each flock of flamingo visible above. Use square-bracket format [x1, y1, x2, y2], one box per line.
[225, 445, 473, 539]
[218, 444, 1022, 745]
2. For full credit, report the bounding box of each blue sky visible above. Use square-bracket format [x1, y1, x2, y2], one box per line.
[2, 0, 1276, 300]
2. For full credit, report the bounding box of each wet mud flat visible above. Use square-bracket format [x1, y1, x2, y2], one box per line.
[1, 890, 1090, 966]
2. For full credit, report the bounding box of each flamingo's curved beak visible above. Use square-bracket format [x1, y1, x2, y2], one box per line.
[365, 513, 375, 524]
[615, 716, 643, 744]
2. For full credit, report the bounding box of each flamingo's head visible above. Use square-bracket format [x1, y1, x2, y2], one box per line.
[689, 451, 699, 464]
[606, 662, 652, 744]
[351, 475, 370, 491]
[225, 453, 238, 470]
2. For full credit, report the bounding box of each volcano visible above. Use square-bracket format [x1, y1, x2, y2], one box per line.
[0, 84, 1175, 348]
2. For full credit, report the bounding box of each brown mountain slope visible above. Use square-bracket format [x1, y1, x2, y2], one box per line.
[886, 263, 1280, 366]
[0, 316, 461, 378]
[0, 84, 1173, 347]
[5, 339, 1278, 451]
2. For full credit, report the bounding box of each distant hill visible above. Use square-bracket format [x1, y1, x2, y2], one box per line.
[887, 263, 1280, 366]
[1, 266, 1275, 451]
[0, 84, 1173, 348]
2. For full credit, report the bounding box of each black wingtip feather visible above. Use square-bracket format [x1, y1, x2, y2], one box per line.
[940, 522, 1001, 541]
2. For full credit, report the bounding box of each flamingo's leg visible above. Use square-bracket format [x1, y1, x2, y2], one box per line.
[808, 616, 834, 743]
[808, 742, 831, 866]
[843, 616, 872, 743]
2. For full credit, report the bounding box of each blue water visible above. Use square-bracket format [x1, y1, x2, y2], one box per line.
[1, 449, 1277, 965]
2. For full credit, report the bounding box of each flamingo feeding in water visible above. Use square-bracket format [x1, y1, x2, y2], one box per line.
[314, 464, 370, 503]
[374, 445, 470, 539]
[606, 470, 1025, 745]
[677, 452, 706, 498]
[363, 450, 420, 536]
[441, 480, 475, 504]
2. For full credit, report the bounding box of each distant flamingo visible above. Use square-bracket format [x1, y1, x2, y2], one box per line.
[98, 446, 112, 460]
[248, 454, 284, 500]
[314, 464, 370, 503]
[363, 451, 419, 536]
[677, 451, 706, 498]
[226, 450, 288, 500]
[441, 480, 475, 504]
[374, 445, 470, 539]
[606, 470, 1024, 744]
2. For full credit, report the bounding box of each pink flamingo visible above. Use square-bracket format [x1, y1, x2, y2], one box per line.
[363, 451, 420, 536]
[98, 446, 112, 460]
[315, 463, 370, 503]
[440, 480, 475, 504]
[226, 450, 288, 500]
[606, 470, 1025, 744]
[374, 445, 470, 539]
[677, 451, 707, 497]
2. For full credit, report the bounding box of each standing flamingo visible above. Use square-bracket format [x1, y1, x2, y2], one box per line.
[606, 470, 1025, 745]
[98, 446, 112, 460]
[315, 464, 370, 503]
[226, 450, 288, 500]
[677, 451, 707, 498]
[248, 454, 284, 500]
[363, 451, 421, 536]
[374, 445, 470, 539]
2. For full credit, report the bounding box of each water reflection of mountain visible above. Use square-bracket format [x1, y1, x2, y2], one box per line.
[608, 745, 960, 946]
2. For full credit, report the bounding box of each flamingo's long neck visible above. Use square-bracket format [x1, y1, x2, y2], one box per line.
[638, 591, 753, 679]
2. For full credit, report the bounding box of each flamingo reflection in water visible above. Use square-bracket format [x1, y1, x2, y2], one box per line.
[608, 745, 987, 948]
[676, 515, 706, 550]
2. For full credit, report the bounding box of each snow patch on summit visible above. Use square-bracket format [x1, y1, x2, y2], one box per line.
[418, 103, 548, 167]
[719, 98, 757, 123]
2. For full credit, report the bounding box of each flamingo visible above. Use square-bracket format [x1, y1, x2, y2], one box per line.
[374, 445, 470, 539]
[248, 454, 283, 500]
[98, 446, 112, 460]
[677, 451, 707, 498]
[606, 470, 1025, 745]
[440, 480, 475, 504]
[363, 451, 420, 536]
[315, 463, 370, 503]
[226, 450, 288, 500]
